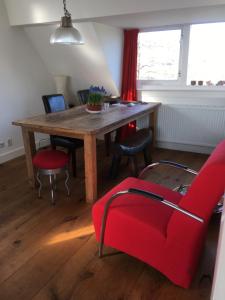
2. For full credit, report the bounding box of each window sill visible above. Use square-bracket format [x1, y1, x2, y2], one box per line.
[137, 86, 225, 92]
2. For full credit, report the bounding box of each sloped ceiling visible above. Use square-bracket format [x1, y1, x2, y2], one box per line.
[93, 5, 225, 28]
[4, 0, 225, 26]
[24, 22, 123, 102]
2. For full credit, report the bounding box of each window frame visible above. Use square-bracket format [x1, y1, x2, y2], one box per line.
[137, 22, 225, 91]
[137, 25, 188, 89]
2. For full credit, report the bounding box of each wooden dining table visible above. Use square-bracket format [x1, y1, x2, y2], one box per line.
[13, 102, 161, 204]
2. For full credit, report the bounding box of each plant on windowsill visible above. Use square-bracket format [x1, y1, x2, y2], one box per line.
[87, 86, 107, 112]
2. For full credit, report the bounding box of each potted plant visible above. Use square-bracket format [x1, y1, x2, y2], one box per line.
[87, 86, 107, 112]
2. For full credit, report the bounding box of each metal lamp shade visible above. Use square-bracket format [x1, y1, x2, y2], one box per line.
[50, 27, 84, 45]
[50, 16, 84, 45]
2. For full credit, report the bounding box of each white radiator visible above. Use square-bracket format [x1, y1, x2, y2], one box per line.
[137, 104, 225, 153]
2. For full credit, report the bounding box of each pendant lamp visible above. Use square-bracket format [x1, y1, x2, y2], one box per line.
[50, 0, 84, 45]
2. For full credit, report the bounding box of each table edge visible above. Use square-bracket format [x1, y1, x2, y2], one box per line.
[12, 102, 161, 136]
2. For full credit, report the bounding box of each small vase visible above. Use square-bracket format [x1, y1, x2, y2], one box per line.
[87, 104, 102, 112]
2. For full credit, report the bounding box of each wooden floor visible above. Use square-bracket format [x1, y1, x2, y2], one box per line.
[0, 144, 220, 300]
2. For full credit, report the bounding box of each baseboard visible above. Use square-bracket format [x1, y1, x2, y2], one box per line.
[156, 140, 215, 154]
[0, 146, 25, 164]
[0, 138, 216, 164]
[0, 139, 50, 164]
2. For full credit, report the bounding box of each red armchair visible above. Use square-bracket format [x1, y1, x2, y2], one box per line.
[92, 140, 225, 288]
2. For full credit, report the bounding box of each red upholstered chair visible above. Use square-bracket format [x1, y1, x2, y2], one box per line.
[92, 140, 225, 288]
[33, 149, 70, 205]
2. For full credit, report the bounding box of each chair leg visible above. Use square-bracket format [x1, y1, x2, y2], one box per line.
[71, 150, 77, 177]
[37, 171, 42, 198]
[65, 169, 70, 196]
[109, 155, 121, 178]
[49, 174, 55, 205]
[115, 128, 122, 143]
[143, 146, 152, 166]
[54, 174, 57, 191]
[126, 157, 130, 166]
[130, 155, 138, 177]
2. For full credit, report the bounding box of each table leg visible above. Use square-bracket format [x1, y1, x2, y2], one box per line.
[84, 134, 97, 203]
[22, 128, 36, 187]
[149, 109, 158, 148]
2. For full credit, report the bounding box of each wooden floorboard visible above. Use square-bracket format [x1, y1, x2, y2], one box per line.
[0, 145, 220, 300]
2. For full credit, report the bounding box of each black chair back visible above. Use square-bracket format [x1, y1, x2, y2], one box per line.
[77, 89, 89, 105]
[42, 94, 66, 113]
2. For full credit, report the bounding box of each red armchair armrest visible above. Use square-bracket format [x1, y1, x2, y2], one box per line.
[99, 187, 204, 257]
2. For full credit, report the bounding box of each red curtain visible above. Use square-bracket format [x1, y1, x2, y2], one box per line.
[121, 29, 139, 100]
[119, 29, 139, 141]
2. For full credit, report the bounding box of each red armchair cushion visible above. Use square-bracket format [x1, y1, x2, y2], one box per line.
[92, 177, 202, 288]
[33, 149, 69, 170]
[93, 177, 181, 238]
[92, 177, 185, 285]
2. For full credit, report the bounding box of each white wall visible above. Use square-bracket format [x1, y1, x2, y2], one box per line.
[139, 89, 225, 106]
[93, 23, 123, 92]
[0, 0, 55, 164]
[4, 0, 225, 26]
[24, 22, 123, 100]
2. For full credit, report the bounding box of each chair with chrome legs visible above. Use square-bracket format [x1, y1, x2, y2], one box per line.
[33, 149, 70, 205]
[92, 140, 225, 288]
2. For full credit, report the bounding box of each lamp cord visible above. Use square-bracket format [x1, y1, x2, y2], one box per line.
[63, 0, 71, 17]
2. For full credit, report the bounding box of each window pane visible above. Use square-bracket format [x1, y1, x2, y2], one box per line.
[187, 23, 225, 85]
[137, 29, 181, 80]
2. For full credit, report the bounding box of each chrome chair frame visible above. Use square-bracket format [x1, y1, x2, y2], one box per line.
[99, 187, 204, 258]
[139, 160, 224, 213]
[139, 160, 198, 192]
[37, 167, 70, 205]
[139, 160, 198, 178]
[98, 160, 205, 257]
[98, 159, 223, 259]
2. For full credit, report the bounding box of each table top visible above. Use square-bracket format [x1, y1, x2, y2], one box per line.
[13, 102, 161, 137]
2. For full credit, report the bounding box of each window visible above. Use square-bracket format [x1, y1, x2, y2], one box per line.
[187, 23, 225, 86]
[137, 22, 225, 89]
[137, 29, 182, 82]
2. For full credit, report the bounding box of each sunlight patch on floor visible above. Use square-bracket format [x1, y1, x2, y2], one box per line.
[47, 224, 95, 245]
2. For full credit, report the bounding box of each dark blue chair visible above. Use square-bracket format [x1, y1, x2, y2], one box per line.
[42, 94, 83, 177]
[77, 89, 89, 105]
